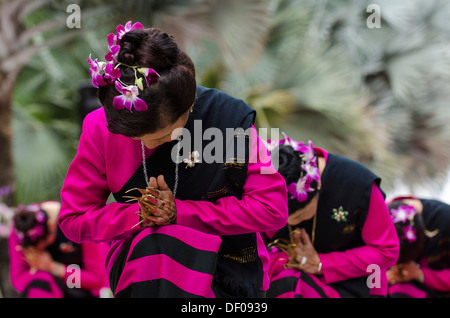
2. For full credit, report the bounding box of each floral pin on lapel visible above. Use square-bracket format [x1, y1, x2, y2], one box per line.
[183, 151, 200, 168]
[331, 206, 349, 223]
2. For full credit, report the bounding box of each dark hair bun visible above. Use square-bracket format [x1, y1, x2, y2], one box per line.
[13, 205, 49, 247]
[275, 144, 302, 184]
[119, 28, 180, 71]
[99, 27, 197, 137]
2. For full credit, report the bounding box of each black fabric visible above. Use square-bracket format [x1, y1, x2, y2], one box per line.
[112, 86, 263, 297]
[420, 199, 450, 270]
[21, 275, 94, 298]
[266, 276, 300, 298]
[46, 227, 83, 267]
[109, 237, 133, 295]
[21, 280, 52, 298]
[271, 153, 382, 297]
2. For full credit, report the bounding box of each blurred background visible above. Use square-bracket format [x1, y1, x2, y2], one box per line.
[1, 0, 450, 297]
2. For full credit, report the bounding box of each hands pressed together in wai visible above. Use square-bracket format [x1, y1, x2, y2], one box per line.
[127, 175, 177, 228]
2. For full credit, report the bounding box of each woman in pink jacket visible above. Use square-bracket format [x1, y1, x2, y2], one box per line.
[387, 196, 450, 297]
[9, 201, 109, 298]
[264, 136, 399, 297]
[58, 22, 287, 298]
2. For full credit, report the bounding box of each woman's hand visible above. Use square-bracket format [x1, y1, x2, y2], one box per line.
[387, 261, 423, 284]
[284, 228, 322, 275]
[139, 175, 177, 227]
[24, 248, 54, 273]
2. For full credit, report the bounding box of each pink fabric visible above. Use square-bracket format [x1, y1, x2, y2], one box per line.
[8, 230, 109, 297]
[115, 254, 216, 297]
[269, 262, 341, 298]
[389, 282, 427, 298]
[58, 108, 288, 292]
[125, 225, 222, 258]
[114, 225, 221, 297]
[421, 267, 450, 292]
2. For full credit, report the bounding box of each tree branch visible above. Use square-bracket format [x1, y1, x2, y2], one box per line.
[0, 0, 26, 45]
[16, 5, 113, 49]
[1, 29, 82, 73]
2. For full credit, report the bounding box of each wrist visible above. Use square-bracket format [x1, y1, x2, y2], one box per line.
[417, 269, 424, 283]
[315, 260, 323, 275]
[51, 262, 65, 278]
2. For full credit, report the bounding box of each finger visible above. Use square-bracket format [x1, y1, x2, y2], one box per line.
[284, 262, 301, 270]
[143, 195, 158, 205]
[148, 177, 158, 189]
[157, 175, 170, 191]
[144, 215, 163, 225]
[144, 187, 160, 198]
[300, 228, 312, 246]
[139, 201, 160, 216]
[291, 228, 302, 245]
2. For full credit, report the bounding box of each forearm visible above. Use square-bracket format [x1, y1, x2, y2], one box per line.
[176, 126, 288, 235]
[422, 267, 450, 292]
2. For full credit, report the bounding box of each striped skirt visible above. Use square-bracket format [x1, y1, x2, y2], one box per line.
[267, 250, 340, 298]
[108, 225, 222, 298]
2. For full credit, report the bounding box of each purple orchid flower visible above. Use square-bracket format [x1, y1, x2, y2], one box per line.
[138, 67, 160, 86]
[35, 210, 46, 224]
[116, 21, 144, 42]
[402, 225, 417, 242]
[26, 203, 40, 213]
[298, 140, 315, 162]
[87, 54, 107, 88]
[28, 225, 45, 241]
[281, 132, 302, 150]
[113, 81, 148, 112]
[104, 62, 121, 84]
[302, 157, 321, 183]
[391, 205, 417, 223]
[105, 33, 121, 62]
[287, 176, 314, 203]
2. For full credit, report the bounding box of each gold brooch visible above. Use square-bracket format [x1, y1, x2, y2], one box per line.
[332, 206, 348, 222]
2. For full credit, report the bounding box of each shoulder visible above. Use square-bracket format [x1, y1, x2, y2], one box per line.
[421, 199, 450, 220]
[327, 152, 377, 178]
[194, 86, 256, 128]
[82, 108, 107, 131]
[325, 152, 383, 196]
[81, 108, 112, 143]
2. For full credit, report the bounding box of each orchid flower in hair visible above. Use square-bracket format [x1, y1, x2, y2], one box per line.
[104, 62, 121, 84]
[281, 135, 321, 204]
[116, 21, 144, 42]
[402, 225, 417, 243]
[105, 33, 120, 62]
[87, 54, 107, 88]
[87, 21, 160, 112]
[288, 176, 314, 202]
[113, 81, 148, 112]
[302, 157, 321, 183]
[138, 67, 160, 86]
[391, 205, 417, 223]
[281, 132, 302, 150]
[298, 140, 316, 163]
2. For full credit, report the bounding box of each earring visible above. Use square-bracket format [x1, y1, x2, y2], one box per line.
[190, 107, 194, 113]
